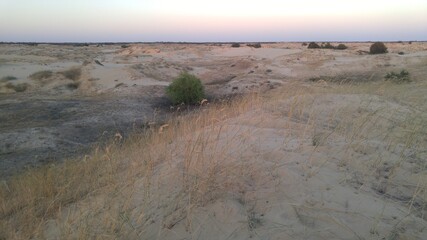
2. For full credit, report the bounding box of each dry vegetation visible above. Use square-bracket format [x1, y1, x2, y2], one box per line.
[1, 76, 426, 239]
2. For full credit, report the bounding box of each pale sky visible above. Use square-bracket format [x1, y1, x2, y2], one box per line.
[0, 0, 426, 42]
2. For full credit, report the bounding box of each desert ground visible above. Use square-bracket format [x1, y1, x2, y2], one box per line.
[0, 42, 426, 239]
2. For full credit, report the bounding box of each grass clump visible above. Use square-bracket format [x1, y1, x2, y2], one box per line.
[370, 42, 388, 54]
[166, 72, 205, 105]
[5, 83, 28, 92]
[385, 70, 410, 83]
[1, 76, 17, 82]
[231, 43, 241, 48]
[247, 43, 261, 48]
[29, 70, 52, 80]
[336, 44, 348, 50]
[59, 68, 81, 81]
[307, 42, 320, 49]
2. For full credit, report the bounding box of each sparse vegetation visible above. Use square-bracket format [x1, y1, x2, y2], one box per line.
[322, 42, 335, 49]
[385, 70, 410, 83]
[231, 43, 240, 48]
[29, 70, 53, 80]
[302, 42, 308, 46]
[5, 82, 28, 92]
[247, 43, 261, 48]
[1, 76, 17, 82]
[307, 42, 320, 49]
[66, 82, 80, 90]
[166, 72, 205, 105]
[59, 68, 81, 81]
[370, 42, 388, 54]
[336, 43, 348, 50]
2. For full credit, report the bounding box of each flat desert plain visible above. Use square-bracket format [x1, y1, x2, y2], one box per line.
[0, 42, 426, 239]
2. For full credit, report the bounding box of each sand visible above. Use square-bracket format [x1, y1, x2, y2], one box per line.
[1, 42, 426, 239]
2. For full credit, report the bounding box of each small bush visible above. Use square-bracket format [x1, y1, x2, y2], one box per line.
[60, 68, 81, 81]
[29, 70, 52, 80]
[307, 42, 320, 49]
[370, 42, 387, 54]
[302, 42, 308, 46]
[166, 72, 205, 105]
[231, 43, 240, 48]
[247, 43, 261, 48]
[336, 44, 348, 50]
[1, 76, 17, 82]
[5, 83, 28, 92]
[322, 42, 334, 49]
[385, 70, 410, 83]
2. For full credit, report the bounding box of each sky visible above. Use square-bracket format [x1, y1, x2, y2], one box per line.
[0, 0, 426, 42]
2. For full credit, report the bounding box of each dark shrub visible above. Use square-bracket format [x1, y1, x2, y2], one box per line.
[323, 42, 334, 49]
[385, 70, 410, 83]
[29, 70, 53, 80]
[5, 83, 28, 92]
[336, 44, 348, 50]
[1, 76, 17, 81]
[231, 43, 240, 48]
[166, 72, 205, 105]
[60, 68, 81, 81]
[370, 42, 387, 54]
[247, 43, 261, 48]
[308, 42, 320, 49]
[302, 42, 308, 46]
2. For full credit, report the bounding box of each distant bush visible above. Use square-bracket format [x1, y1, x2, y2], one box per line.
[307, 42, 320, 49]
[247, 43, 261, 48]
[370, 42, 387, 54]
[29, 70, 53, 80]
[166, 72, 205, 105]
[231, 43, 240, 48]
[60, 68, 81, 81]
[336, 44, 348, 50]
[1, 76, 17, 82]
[302, 42, 308, 46]
[5, 83, 28, 92]
[322, 42, 334, 49]
[385, 70, 410, 83]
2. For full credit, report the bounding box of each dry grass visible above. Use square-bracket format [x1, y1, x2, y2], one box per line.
[59, 68, 81, 81]
[4, 82, 28, 92]
[1, 78, 426, 239]
[29, 70, 53, 80]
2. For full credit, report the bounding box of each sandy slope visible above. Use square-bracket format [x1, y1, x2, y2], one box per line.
[0, 42, 426, 239]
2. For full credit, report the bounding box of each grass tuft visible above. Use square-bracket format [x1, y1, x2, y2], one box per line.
[29, 70, 53, 80]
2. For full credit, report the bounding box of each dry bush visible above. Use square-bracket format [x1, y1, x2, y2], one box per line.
[370, 42, 388, 54]
[231, 43, 240, 48]
[307, 42, 320, 49]
[59, 68, 82, 81]
[336, 44, 348, 50]
[1, 76, 17, 82]
[5, 83, 28, 92]
[29, 70, 53, 80]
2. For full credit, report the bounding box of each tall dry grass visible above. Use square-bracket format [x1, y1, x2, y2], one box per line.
[1, 78, 426, 239]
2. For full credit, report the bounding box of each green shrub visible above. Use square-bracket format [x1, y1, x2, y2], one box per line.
[231, 43, 241, 48]
[1, 76, 17, 82]
[385, 70, 410, 83]
[60, 68, 81, 81]
[166, 72, 205, 105]
[29, 70, 52, 80]
[336, 44, 348, 50]
[370, 42, 387, 54]
[307, 42, 320, 49]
